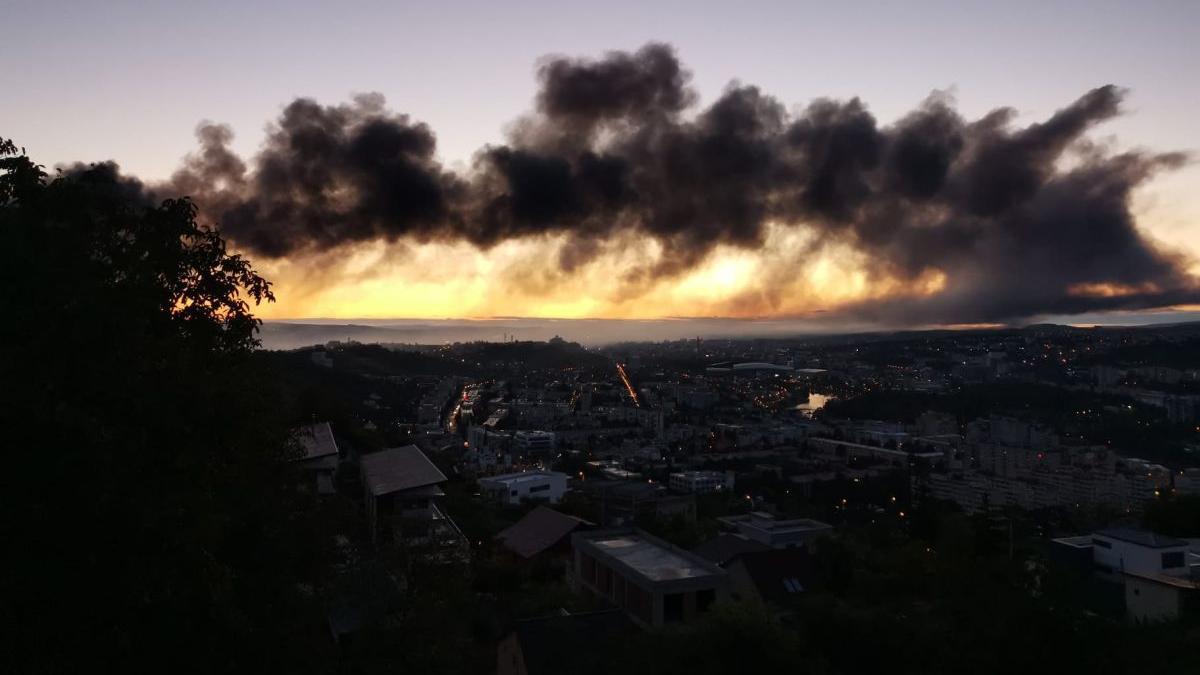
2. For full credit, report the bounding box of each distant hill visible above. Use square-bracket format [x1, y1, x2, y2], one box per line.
[258, 316, 1200, 350]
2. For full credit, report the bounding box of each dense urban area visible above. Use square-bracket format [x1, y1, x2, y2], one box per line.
[267, 321, 1200, 672]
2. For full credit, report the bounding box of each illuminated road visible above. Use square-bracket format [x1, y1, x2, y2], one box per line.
[616, 363, 640, 407]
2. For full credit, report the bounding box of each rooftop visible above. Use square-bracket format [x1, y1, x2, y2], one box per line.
[360, 445, 447, 497]
[577, 529, 726, 583]
[730, 548, 817, 604]
[496, 506, 592, 558]
[482, 470, 565, 486]
[1095, 528, 1189, 549]
[732, 362, 793, 371]
[671, 470, 727, 479]
[1051, 535, 1094, 549]
[294, 421, 338, 461]
[723, 512, 833, 533]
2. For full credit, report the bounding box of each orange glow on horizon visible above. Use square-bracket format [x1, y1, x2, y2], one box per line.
[247, 224, 957, 322]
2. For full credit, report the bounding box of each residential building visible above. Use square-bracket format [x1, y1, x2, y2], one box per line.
[570, 528, 729, 628]
[360, 445, 465, 556]
[724, 548, 816, 614]
[480, 470, 569, 505]
[514, 430, 557, 457]
[291, 421, 339, 494]
[718, 512, 833, 549]
[669, 470, 734, 494]
[1052, 528, 1200, 622]
[581, 479, 696, 526]
[495, 506, 593, 560]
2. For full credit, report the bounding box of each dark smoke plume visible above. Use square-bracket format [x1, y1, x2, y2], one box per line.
[64, 43, 1198, 323]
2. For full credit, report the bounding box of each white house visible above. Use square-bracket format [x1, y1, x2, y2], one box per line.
[1091, 529, 1191, 577]
[1053, 528, 1199, 622]
[479, 470, 568, 505]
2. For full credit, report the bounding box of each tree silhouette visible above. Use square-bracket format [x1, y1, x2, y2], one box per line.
[1, 139, 327, 672]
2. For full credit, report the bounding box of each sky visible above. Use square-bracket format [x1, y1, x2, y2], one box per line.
[3, 0, 1198, 326]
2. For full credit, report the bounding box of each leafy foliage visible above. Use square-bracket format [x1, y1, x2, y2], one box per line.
[1, 139, 328, 672]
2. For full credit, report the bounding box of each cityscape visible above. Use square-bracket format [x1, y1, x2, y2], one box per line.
[277, 321, 1200, 651]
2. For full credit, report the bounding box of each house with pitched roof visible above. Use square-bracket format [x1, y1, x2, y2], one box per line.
[360, 445, 465, 555]
[291, 421, 340, 494]
[495, 506, 593, 561]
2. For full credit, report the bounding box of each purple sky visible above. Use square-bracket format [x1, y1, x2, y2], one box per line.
[3, 0, 1196, 181]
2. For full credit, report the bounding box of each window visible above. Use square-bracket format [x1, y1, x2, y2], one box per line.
[580, 554, 596, 585]
[664, 593, 684, 623]
[782, 578, 804, 593]
[597, 565, 612, 594]
[529, 484, 551, 493]
[1162, 551, 1185, 569]
[627, 584, 653, 624]
[696, 589, 715, 613]
[1091, 538, 1112, 549]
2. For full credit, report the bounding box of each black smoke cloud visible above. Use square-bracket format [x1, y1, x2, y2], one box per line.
[70, 43, 1198, 323]
[166, 93, 462, 257]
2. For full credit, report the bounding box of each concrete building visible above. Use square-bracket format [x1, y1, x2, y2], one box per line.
[718, 512, 833, 549]
[808, 437, 946, 469]
[920, 463, 1166, 514]
[1052, 528, 1200, 622]
[669, 470, 734, 494]
[1090, 529, 1193, 578]
[514, 430, 556, 457]
[570, 529, 729, 628]
[581, 479, 696, 526]
[480, 470, 568, 505]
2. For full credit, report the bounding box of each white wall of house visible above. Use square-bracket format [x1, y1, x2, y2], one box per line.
[1125, 576, 1183, 622]
[481, 471, 567, 505]
[1092, 535, 1189, 576]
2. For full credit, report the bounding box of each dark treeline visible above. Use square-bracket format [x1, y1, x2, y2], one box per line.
[1, 139, 336, 672]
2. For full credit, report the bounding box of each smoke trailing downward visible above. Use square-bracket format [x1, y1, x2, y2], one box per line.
[69, 42, 1198, 323]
